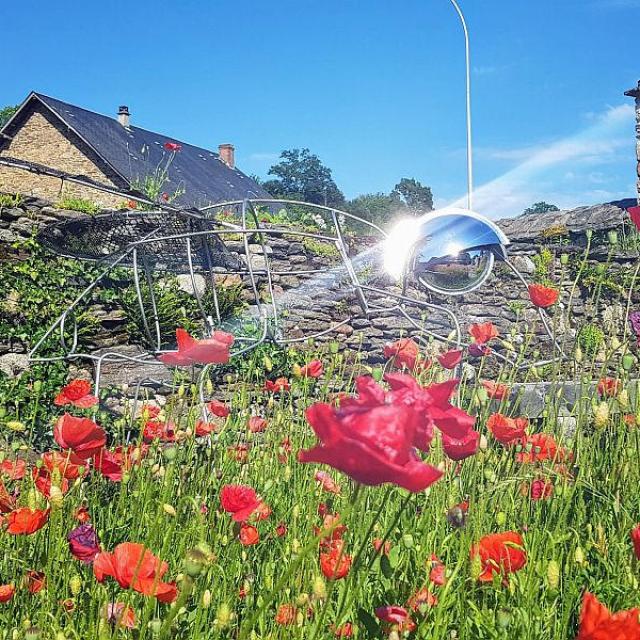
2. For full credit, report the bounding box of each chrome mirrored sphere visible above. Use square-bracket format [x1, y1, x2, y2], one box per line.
[408, 210, 507, 295]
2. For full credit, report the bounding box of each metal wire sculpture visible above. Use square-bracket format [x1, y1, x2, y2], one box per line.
[31, 197, 565, 406]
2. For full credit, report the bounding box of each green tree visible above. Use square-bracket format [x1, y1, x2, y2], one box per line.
[263, 148, 345, 207]
[523, 201, 559, 215]
[345, 192, 403, 229]
[391, 177, 433, 214]
[0, 105, 18, 129]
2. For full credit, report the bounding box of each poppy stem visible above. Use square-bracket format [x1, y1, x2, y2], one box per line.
[159, 575, 194, 638]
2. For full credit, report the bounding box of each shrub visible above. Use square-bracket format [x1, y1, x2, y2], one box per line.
[55, 197, 100, 215]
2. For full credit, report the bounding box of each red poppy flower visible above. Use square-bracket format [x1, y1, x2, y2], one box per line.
[628, 205, 640, 231]
[275, 604, 297, 625]
[482, 380, 509, 400]
[315, 513, 347, 542]
[228, 444, 249, 463]
[54, 414, 107, 459]
[530, 478, 553, 501]
[239, 523, 260, 545]
[470, 531, 527, 582]
[74, 506, 91, 522]
[0, 458, 26, 480]
[576, 592, 640, 639]
[373, 538, 391, 556]
[264, 377, 290, 393]
[220, 484, 263, 522]
[248, 416, 268, 433]
[429, 554, 446, 586]
[163, 141, 182, 152]
[468, 342, 492, 357]
[207, 399, 230, 418]
[159, 328, 234, 366]
[469, 322, 498, 345]
[631, 524, 640, 561]
[6, 507, 50, 535]
[143, 419, 176, 443]
[441, 429, 480, 461]
[299, 377, 443, 492]
[0, 482, 16, 514]
[487, 413, 527, 445]
[528, 284, 559, 308]
[93, 446, 146, 482]
[297, 359, 324, 378]
[54, 379, 98, 409]
[383, 338, 421, 370]
[438, 349, 463, 369]
[126, 200, 138, 209]
[276, 522, 288, 537]
[331, 622, 354, 637]
[103, 602, 136, 629]
[41, 451, 86, 480]
[93, 542, 178, 603]
[33, 468, 69, 498]
[407, 587, 438, 611]
[597, 377, 620, 398]
[24, 570, 46, 594]
[195, 421, 216, 437]
[375, 606, 416, 632]
[516, 432, 570, 464]
[0, 584, 15, 602]
[161, 192, 170, 202]
[320, 540, 352, 580]
[314, 471, 341, 494]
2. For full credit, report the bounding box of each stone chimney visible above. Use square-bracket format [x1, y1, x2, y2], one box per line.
[624, 80, 640, 203]
[117, 105, 130, 128]
[218, 143, 235, 169]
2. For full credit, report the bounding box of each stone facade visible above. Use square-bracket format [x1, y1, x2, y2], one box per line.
[0, 107, 124, 208]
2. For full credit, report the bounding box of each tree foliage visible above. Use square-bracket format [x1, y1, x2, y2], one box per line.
[0, 105, 18, 129]
[262, 148, 345, 207]
[391, 177, 433, 214]
[523, 201, 560, 215]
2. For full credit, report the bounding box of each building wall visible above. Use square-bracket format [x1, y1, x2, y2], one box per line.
[0, 108, 124, 208]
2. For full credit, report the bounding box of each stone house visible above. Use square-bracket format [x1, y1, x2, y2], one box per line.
[0, 91, 270, 208]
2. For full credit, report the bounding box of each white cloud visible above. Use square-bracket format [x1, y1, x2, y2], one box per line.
[247, 152, 280, 162]
[446, 104, 635, 218]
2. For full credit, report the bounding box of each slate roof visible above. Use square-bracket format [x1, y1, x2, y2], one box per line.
[496, 198, 637, 242]
[1, 92, 271, 208]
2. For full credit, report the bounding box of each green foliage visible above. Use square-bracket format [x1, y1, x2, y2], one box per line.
[117, 278, 245, 350]
[302, 237, 340, 258]
[130, 145, 185, 207]
[532, 247, 554, 283]
[524, 201, 560, 215]
[344, 192, 403, 229]
[577, 323, 605, 355]
[263, 148, 345, 207]
[0, 104, 18, 129]
[55, 197, 100, 215]
[391, 177, 433, 213]
[0, 192, 24, 208]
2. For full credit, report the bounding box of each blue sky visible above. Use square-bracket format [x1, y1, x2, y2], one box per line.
[2, 0, 639, 218]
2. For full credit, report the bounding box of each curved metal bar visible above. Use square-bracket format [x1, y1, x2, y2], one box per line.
[141, 253, 162, 350]
[185, 236, 214, 334]
[132, 247, 154, 347]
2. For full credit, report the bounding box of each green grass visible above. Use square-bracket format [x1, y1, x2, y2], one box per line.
[55, 197, 100, 215]
[0, 192, 24, 208]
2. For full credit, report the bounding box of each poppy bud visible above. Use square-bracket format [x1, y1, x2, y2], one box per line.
[177, 385, 186, 398]
[495, 512, 507, 526]
[49, 486, 64, 509]
[284, 466, 292, 481]
[296, 593, 310, 606]
[25, 628, 41, 640]
[163, 447, 178, 461]
[574, 347, 583, 363]
[292, 505, 300, 518]
[372, 367, 384, 382]
[69, 575, 82, 596]
[402, 534, 414, 549]
[560, 254, 569, 265]
[6, 420, 25, 432]
[607, 230, 618, 245]
[184, 548, 208, 577]
[206, 379, 214, 395]
[263, 355, 273, 372]
[149, 619, 162, 634]
[574, 546, 586, 566]
[312, 575, 327, 600]
[593, 402, 609, 429]
[546, 560, 560, 590]
[215, 603, 234, 628]
[622, 354, 635, 371]
[618, 389, 630, 409]
[496, 609, 512, 628]
[202, 589, 212, 608]
[33, 380, 42, 393]
[470, 553, 483, 581]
